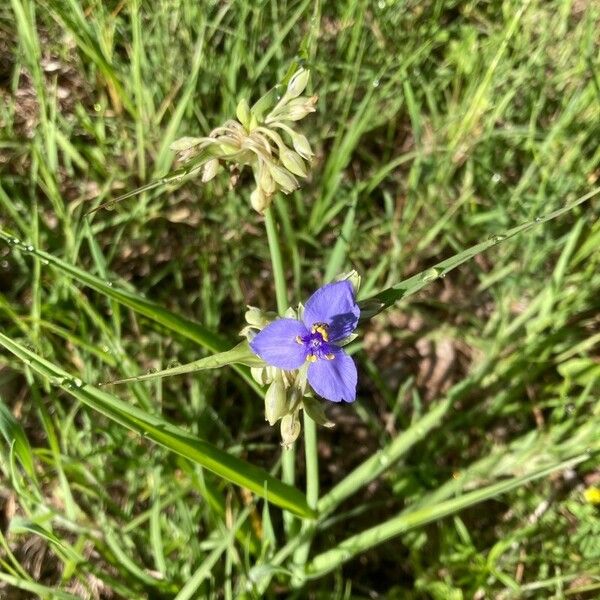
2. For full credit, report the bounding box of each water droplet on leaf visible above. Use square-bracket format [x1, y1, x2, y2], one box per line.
[422, 268, 441, 282]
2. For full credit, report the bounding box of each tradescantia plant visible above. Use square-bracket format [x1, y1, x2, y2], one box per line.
[1, 58, 599, 598]
[241, 275, 360, 445]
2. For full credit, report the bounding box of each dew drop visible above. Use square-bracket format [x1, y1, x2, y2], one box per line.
[535, 216, 543, 222]
[106, 281, 113, 287]
[41, 258, 49, 265]
[372, 79, 380, 88]
[25, 245, 34, 252]
[378, 454, 389, 467]
[73, 378, 83, 388]
[488, 233, 506, 243]
[94, 103, 101, 112]
[10, 237, 21, 245]
[491, 173, 501, 183]
[421, 267, 441, 282]
[377, 0, 386, 8]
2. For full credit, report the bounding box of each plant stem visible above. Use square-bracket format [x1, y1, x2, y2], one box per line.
[264, 206, 288, 315]
[292, 412, 318, 568]
[264, 204, 296, 536]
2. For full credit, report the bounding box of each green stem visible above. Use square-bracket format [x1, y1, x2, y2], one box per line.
[264, 206, 288, 315]
[292, 412, 319, 568]
[264, 204, 296, 535]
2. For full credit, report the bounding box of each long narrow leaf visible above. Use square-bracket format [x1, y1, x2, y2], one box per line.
[305, 453, 590, 578]
[0, 229, 224, 351]
[0, 332, 316, 519]
[362, 187, 600, 314]
[106, 340, 265, 385]
[0, 230, 262, 394]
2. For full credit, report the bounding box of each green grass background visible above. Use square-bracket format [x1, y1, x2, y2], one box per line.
[0, 0, 599, 598]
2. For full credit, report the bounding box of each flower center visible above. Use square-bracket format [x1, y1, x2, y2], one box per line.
[295, 322, 335, 362]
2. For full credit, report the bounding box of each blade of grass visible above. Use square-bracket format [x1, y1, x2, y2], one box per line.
[305, 453, 590, 579]
[363, 186, 600, 313]
[0, 230, 262, 395]
[0, 332, 316, 519]
[104, 340, 264, 385]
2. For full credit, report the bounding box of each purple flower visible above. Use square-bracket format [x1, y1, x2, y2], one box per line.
[250, 281, 360, 402]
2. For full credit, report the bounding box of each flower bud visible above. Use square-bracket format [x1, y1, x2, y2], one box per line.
[264, 375, 288, 425]
[268, 164, 298, 194]
[280, 411, 301, 448]
[250, 187, 270, 213]
[291, 133, 314, 160]
[218, 141, 241, 156]
[170, 136, 207, 153]
[201, 159, 220, 182]
[236, 98, 251, 130]
[286, 68, 310, 99]
[258, 165, 276, 195]
[280, 148, 307, 178]
[250, 366, 270, 386]
[244, 306, 276, 328]
[278, 96, 317, 122]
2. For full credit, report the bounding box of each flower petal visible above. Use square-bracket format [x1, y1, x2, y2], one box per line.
[303, 281, 360, 342]
[307, 348, 357, 403]
[249, 319, 308, 370]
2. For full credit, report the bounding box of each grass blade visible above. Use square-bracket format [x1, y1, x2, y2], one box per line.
[0, 230, 262, 395]
[0, 332, 316, 519]
[305, 453, 590, 579]
[362, 187, 600, 314]
[0, 399, 36, 479]
[106, 341, 264, 385]
[0, 229, 225, 351]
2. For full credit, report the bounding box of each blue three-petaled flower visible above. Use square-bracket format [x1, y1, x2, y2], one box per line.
[250, 281, 360, 402]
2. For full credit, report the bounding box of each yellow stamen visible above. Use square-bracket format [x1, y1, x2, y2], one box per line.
[295, 335, 303, 344]
[306, 354, 317, 363]
[325, 353, 335, 360]
[311, 322, 329, 342]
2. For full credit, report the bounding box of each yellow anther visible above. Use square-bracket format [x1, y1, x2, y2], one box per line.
[311, 322, 329, 342]
[306, 354, 317, 363]
[325, 353, 335, 360]
[295, 335, 303, 344]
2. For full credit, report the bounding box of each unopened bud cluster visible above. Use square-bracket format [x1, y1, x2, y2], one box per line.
[170, 68, 317, 213]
